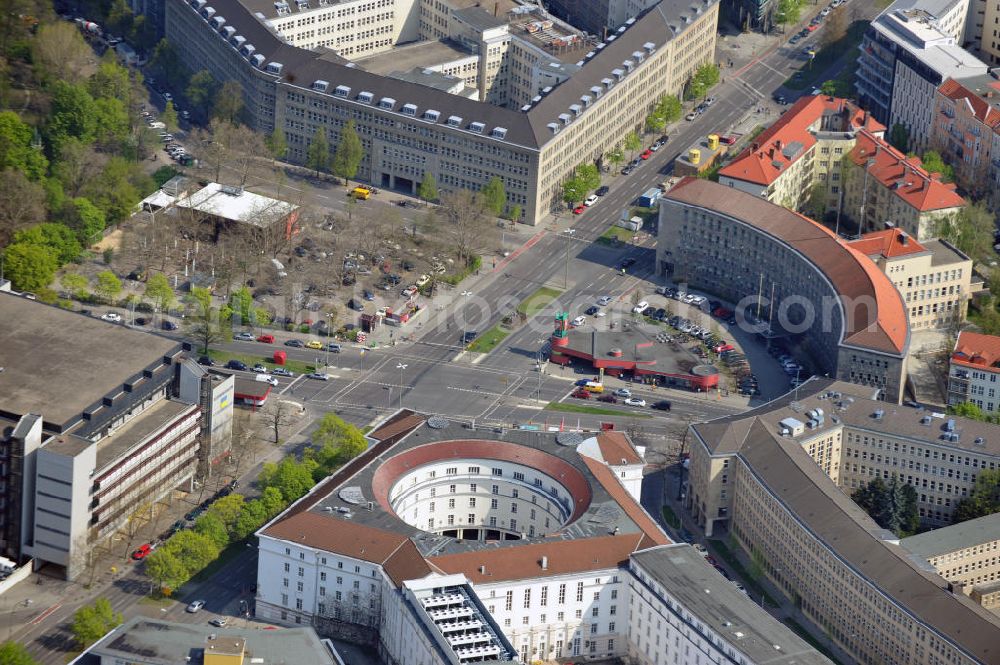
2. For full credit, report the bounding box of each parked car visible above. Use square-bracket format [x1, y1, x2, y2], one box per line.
[572, 205, 585, 215]
[101, 312, 122, 322]
[640, 149, 652, 160]
[234, 331, 254, 341]
[595, 185, 610, 196]
[210, 617, 228, 627]
[685, 111, 697, 121]
[584, 194, 599, 206]
[652, 400, 672, 411]
[272, 367, 294, 377]
[348, 298, 365, 311]
[197, 356, 215, 366]
[463, 330, 478, 344]
[186, 600, 206, 613]
[624, 397, 647, 407]
[597, 394, 618, 403]
[252, 364, 269, 373]
[614, 388, 632, 397]
[597, 296, 613, 306]
[401, 286, 418, 298]
[131, 544, 153, 560]
[571, 316, 586, 327]
[585, 306, 600, 316]
[632, 301, 649, 313]
[257, 334, 275, 343]
[225, 360, 248, 371]
[161, 320, 178, 331]
[571, 389, 592, 399]
[305, 340, 323, 349]
[306, 372, 329, 381]
[284, 339, 305, 348]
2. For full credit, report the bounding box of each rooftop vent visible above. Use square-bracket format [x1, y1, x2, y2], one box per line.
[240, 44, 256, 57]
[622, 59, 634, 72]
[447, 115, 462, 127]
[872, 409, 884, 420]
[468, 121, 485, 133]
[423, 109, 440, 122]
[274, 0, 290, 14]
[401, 103, 418, 116]
[378, 97, 396, 109]
[221, 24, 236, 38]
[266, 61, 283, 74]
[590, 85, 602, 98]
[601, 77, 614, 90]
[231, 34, 246, 48]
[357, 91, 374, 104]
[334, 85, 350, 97]
[312, 80, 329, 92]
[491, 127, 507, 139]
[945, 418, 956, 432]
[920, 415, 932, 425]
[975, 436, 985, 446]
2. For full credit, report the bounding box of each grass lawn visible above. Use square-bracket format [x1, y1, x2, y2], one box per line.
[207, 349, 317, 374]
[545, 401, 652, 418]
[467, 323, 510, 354]
[516, 286, 563, 316]
[709, 539, 780, 608]
[783, 618, 843, 663]
[598, 225, 634, 245]
[661, 505, 681, 529]
[784, 21, 867, 91]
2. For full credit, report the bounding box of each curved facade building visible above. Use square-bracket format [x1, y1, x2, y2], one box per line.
[657, 177, 910, 402]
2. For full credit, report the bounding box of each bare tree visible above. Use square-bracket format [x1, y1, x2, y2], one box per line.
[0, 169, 47, 245]
[33, 23, 92, 84]
[438, 189, 496, 267]
[258, 398, 295, 444]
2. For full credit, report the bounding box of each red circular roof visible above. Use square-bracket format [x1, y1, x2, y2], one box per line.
[371, 439, 593, 521]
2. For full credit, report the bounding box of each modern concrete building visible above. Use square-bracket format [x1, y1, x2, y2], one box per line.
[842, 129, 966, 240]
[900, 513, 1000, 604]
[931, 74, 1000, 208]
[254, 411, 829, 665]
[657, 177, 911, 403]
[686, 378, 1000, 665]
[856, 0, 988, 152]
[847, 229, 977, 330]
[71, 617, 339, 664]
[0, 294, 228, 579]
[177, 360, 236, 477]
[156, 0, 719, 224]
[948, 331, 1000, 411]
[718, 95, 885, 214]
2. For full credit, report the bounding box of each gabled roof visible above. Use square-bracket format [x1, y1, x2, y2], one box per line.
[848, 130, 965, 213]
[951, 331, 1000, 370]
[580, 456, 670, 546]
[848, 229, 928, 259]
[719, 96, 884, 186]
[938, 77, 1000, 129]
[594, 431, 643, 465]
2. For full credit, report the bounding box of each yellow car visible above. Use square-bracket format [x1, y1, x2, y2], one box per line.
[416, 274, 430, 287]
[305, 340, 323, 349]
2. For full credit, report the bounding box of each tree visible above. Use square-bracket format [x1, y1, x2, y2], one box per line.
[0, 640, 40, 665]
[887, 123, 909, 153]
[61, 272, 89, 299]
[686, 63, 720, 101]
[819, 80, 838, 97]
[14, 223, 81, 265]
[479, 176, 506, 216]
[33, 23, 91, 85]
[193, 513, 229, 550]
[2, 243, 58, 292]
[187, 286, 226, 353]
[185, 71, 218, 118]
[438, 189, 494, 267]
[89, 61, 132, 106]
[645, 112, 666, 135]
[952, 201, 994, 260]
[311, 413, 368, 463]
[144, 273, 175, 311]
[954, 469, 1000, 522]
[950, 401, 987, 420]
[95, 270, 122, 303]
[257, 458, 317, 503]
[418, 171, 438, 202]
[161, 100, 179, 132]
[92, 97, 132, 151]
[332, 120, 363, 185]
[0, 169, 47, 245]
[267, 127, 287, 163]
[920, 150, 954, 183]
[232, 500, 268, 541]
[213, 80, 244, 124]
[576, 164, 601, 192]
[144, 548, 188, 592]
[561, 177, 587, 206]
[0, 111, 48, 180]
[656, 95, 682, 124]
[260, 399, 294, 444]
[606, 146, 625, 174]
[822, 6, 849, 47]
[803, 181, 828, 219]
[62, 197, 106, 245]
[777, 0, 802, 29]
[45, 82, 97, 157]
[623, 131, 642, 161]
[207, 494, 246, 533]
[306, 126, 331, 175]
[82, 157, 144, 224]
[70, 598, 122, 649]
[260, 486, 287, 518]
[852, 476, 919, 537]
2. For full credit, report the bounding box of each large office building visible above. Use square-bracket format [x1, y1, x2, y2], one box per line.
[856, 0, 988, 153]
[686, 378, 1000, 665]
[0, 294, 232, 579]
[254, 411, 831, 665]
[900, 513, 1000, 602]
[948, 330, 1000, 411]
[156, 0, 718, 225]
[657, 177, 911, 402]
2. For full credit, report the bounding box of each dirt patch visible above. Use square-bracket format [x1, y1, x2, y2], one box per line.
[91, 229, 123, 252]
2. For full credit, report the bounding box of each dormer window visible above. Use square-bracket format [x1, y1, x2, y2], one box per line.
[424, 109, 440, 122]
[468, 121, 485, 133]
[378, 97, 395, 110]
[334, 85, 350, 97]
[401, 103, 417, 116]
[491, 127, 507, 139]
[357, 91, 374, 104]
[447, 115, 462, 127]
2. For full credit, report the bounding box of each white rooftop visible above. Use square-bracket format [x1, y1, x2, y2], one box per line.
[872, 10, 988, 78]
[174, 182, 299, 227]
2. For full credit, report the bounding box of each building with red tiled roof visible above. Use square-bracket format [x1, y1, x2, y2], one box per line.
[844, 129, 965, 241]
[849, 229, 977, 331]
[718, 96, 884, 213]
[658, 177, 910, 402]
[932, 74, 1000, 210]
[949, 332, 1000, 412]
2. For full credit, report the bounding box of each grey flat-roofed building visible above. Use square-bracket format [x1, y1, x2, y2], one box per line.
[630, 544, 833, 665]
[902, 514, 1000, 559]
[73, 617, 338, 664]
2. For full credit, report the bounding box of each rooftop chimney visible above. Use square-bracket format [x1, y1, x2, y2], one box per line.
[899, 231, 908, 245]
[775, 139, 782, 150]
[541, 556, 548, 570]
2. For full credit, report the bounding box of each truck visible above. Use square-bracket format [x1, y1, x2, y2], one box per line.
[75, 18, 101, 35]
[637, 187, 661, 208]
[616, 216, 642, 232]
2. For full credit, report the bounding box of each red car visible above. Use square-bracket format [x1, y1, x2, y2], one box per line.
[806, 24, 818, 31]
[257, 334, 275, 343]
[715, 343, 735, 353]
[571, 389, 592, 399]
[132, 544, 152, 560]
[719, 135, 737, 145]
[572, 205, 585, 215]
[640, 149, 652, 160]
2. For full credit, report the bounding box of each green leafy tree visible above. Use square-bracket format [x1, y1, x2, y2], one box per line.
[83, 157, 143, 224]
[186, 286, 227, 353]
[14, 223, 81, 264]
[144, 548, 188, 592]
[507, 204, 522, 222]
[212, 81, 244, 125]
[306, 126, 331, 175]
[2, 243, 58, 291]
[645, 112, 666, 135]
[70, 598, 122, 649]
[954, 469, 1000, 521]
[161, 100, 179, 132]
[228, 285, 254, 324]
[258, 458, 317, 503]
[623, 131, 642, 161]
[185, 70, 218, 115]
[164, 529, 220, 577]
[418, 171, 438, 202]
[266, 127, 287, 162]
[576, 163, 601, 192]
[686, 62, 720, 101]
[561, 177, 587, 206]
[311, 413, 368, 464]
[950, 401, 987, 420]
[193, 513, 229, 550]
[61, 272, 89, 299]
[606, 146, 625, 173]
[45, 82, 98, 157]
[92, 97, 131, 150]
[206, 494, 246, 534]
[0, 640, 40, 665]
[777, 0, 802, 29]
[62, 197, 106, 245]
[233, 500, 268, 541]
[852, 476, 919, 536]
[95, 270, 122, 303]
[0, 111, 48, 180]
[332, 120, 363, 185]
[656, 95, 682, 124]
[920, 150, 954, 183]
[953, 201, 995, 260]
[89, 61, 131, 105]
[144, 273, 175, 311]
[260, 486, 287, 518]
[479, 176, 506, 216]
[819, 80, 838, 97]
[888, 124, 909, 153]
[150, 40, 188, 91]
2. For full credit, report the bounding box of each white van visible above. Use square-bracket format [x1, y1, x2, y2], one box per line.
[255, 374, 278, 386]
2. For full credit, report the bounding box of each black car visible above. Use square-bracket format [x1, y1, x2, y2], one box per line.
[585, 306, 600, 316]
[620, 257, 637, 269]
[654, 308, 666, 320]
[197, 355, 215, 366]
[347, 298, 364, 311]
[342, 273, 356, 286]
[386, 274, 402, 285]
[363, 290, 375, 301]
[401, 261, 415, 271]
[622, 165, 635, 176]
[652, 400, 672, 411]
[463, 330, 478, 344]
[161, 320, 178, 331]
[226, 359, 248, 371]
[658, 134, 669, 144]
[284, 339, 305, 348]
[597, 394, 618, 403]
[595, 185, 610, 196]
[134, 317, 148, 326]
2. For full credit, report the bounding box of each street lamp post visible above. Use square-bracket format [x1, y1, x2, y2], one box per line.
[396, 362, 407, 409]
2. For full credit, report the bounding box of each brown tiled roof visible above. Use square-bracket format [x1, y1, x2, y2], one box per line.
[595, 431, 643, 465]
[580, 456, 669, 546]
[381, 538, 435, 586]
[848, 229, 928, 259]
[665, 178, 908, 356]
[429, 534, 652, 583]
[952, 331, 1000, 370]
[367, 410, 425, 443]
[938, 78, 1000, 129]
